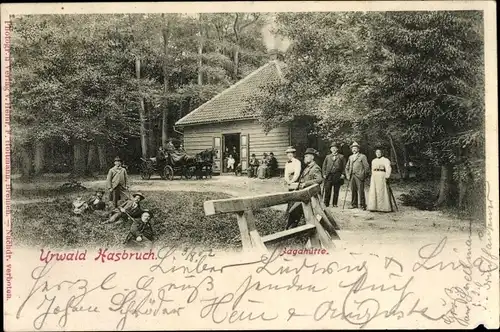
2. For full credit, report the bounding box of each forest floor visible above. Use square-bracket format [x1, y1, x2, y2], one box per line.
[10, 174, 484, 252]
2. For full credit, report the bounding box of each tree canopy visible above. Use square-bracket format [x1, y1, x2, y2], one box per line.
[248, 11, 485, 210]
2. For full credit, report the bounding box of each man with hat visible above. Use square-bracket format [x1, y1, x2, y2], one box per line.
[286, 148, 323, 229]
[106, 156, 129, 208]
[124, 210, 155, 248]
[322, 143, 346, 207]
[105, 192, 145, 225]
[345, 142, 370, 210]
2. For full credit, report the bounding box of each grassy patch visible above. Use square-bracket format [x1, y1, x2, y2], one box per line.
[11, 189, 305, 250]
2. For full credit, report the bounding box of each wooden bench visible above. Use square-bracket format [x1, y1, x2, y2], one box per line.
[203, 184, 340, 253]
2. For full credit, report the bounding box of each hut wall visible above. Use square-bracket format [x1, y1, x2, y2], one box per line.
[181, 119, 291, 170]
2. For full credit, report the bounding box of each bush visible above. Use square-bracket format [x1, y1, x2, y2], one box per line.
[399, 188, 437, 211]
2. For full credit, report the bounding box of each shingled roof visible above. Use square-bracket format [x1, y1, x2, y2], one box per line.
[175, 60, 284, 126]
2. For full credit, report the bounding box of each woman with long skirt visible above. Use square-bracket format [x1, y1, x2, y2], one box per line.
[367, 148, 394, 212]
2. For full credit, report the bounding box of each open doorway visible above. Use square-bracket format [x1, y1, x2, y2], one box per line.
[222, 133, 240, 173]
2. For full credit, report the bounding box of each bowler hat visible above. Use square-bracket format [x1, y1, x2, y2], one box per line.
[114, 156, 122, 162]
[330, 142, 339, 149]
[251, 153, 256, 157]
[285, 146, 296, 153]
[304, 148, 318, 156]
[350, 142, 360, 148]
[132, 192, 145, 200]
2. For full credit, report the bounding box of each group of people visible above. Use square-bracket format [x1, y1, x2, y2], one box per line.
[72, 156, 155, 248]
[282, 142, 395, 229]
[248, 152, 279, 179]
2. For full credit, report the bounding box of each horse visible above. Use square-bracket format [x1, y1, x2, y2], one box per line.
[194, 148, 217, 179]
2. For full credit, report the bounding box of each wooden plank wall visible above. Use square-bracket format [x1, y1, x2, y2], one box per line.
[181, 120, 291, 169]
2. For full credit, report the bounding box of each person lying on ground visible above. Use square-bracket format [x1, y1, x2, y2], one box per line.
[104, 192, 145, 225]
[124, 210, 155, 248]
[72, 197, 89, 215]
[87, 190, 106, 211]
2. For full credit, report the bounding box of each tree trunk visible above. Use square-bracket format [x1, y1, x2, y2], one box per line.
[87, 144, 98, 174]
[135, 57, 148, 159]
[197, 14, 203, 86]
[435, 165, 452, 207]
[402, 144, 410, 180]
[388, 134, 402, 180]
[20, 145, 33, 178]
[97, 145, 107, 172]
[73, 141, 87, 176]
[34, 141, 45, 175]
[161, 18, 170, 149]
[233, 46, 239, 79]
[458, 178, 468, 210]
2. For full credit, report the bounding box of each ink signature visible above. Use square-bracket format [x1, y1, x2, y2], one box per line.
[16, 263, 116, 330]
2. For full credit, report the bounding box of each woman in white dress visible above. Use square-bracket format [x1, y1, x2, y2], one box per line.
[367, 149, 393, 212]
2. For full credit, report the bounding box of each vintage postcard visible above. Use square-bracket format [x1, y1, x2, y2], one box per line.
[2, 1, 498, 330]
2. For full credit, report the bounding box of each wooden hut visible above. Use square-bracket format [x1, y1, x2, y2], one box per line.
[175, 60, 308, 174]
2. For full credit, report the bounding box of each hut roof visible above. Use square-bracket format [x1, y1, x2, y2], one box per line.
[175, 60, 284, 127]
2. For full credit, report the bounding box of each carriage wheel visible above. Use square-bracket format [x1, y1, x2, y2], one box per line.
[164, 165, 174, 181]
[140, 163, 152, 180]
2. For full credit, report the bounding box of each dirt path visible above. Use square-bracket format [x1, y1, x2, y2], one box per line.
[11, 175, 479, 236]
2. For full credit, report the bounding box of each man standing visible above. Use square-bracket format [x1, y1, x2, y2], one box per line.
[298, 148, 323, 189]
[286, 148, 323, 229]
[107, 156, 129, 208]
[345, 142, 370, 210]
[322, 143, 346, 207]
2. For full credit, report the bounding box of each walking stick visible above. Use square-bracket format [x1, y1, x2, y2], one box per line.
[386, 181, 399, 212]
[342, 178, 351, 210]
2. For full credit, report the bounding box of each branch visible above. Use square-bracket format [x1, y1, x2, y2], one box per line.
[233, 13, 240, 41]
[239, 13, 261, 31]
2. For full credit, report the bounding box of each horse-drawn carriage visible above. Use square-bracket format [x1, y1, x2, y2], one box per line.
[140, 148, 216, 180]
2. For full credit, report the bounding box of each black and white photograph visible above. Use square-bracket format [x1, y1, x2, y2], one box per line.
[2, 2, 498, 331]
[6, 8, 488, 250]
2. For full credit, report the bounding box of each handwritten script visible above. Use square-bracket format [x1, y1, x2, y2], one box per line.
[15, 237, 498, 330]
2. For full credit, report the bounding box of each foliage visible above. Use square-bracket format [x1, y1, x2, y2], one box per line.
[249, 11, 485, 210]
[11, 13, 269, 171]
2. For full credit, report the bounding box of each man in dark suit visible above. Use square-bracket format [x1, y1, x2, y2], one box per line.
[345, 142, 370, 210]
[286, 148, 324, 229]
[124, 210, 155, 248]
[322, 143, 346, 207]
